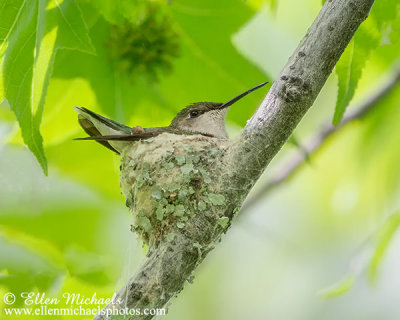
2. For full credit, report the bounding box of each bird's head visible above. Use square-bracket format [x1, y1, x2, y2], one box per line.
[169, 102, 228, 139]
[169, 82, 268, 139]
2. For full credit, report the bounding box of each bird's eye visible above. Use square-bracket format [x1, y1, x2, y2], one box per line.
[190, 110, 200, 118]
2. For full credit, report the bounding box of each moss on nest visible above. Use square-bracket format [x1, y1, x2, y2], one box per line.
[120, 133, 232, 251]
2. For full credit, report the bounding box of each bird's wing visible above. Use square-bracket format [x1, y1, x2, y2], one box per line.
[77, 117, 119, 153]
[75, 106, 132, 133]
[74, 106, 133, 153]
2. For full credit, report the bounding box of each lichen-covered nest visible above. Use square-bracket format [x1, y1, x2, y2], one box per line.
[120, 133, 233, 251]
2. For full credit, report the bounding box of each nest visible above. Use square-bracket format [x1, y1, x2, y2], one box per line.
[120, 133, 232, 251]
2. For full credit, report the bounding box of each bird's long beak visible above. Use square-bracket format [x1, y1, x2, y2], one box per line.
[217, 81, 268, 109]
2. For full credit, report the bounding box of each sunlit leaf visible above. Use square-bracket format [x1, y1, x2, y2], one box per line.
[0, 0, 94, 174]
[0, 0, 25, 50]
[1, 0, 48, 173]
[333, 27, 378, 125]
[333, 0, 398, 124]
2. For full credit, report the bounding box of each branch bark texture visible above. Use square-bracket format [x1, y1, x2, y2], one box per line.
[242, 65, 400, 212]
[95, 0, 375, 319]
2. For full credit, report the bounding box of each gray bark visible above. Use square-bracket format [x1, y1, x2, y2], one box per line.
[94, 0, 375, 319]
[241, 65, 400, 212]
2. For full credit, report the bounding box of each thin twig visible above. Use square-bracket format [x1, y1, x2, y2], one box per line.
[241, 65, 400, 213]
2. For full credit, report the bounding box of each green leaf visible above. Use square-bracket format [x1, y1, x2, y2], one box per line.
[332, 7, 382, 125]
[82, 0, 167, 26]
[319, 275, 356, 298]
[390, 18, 400, 44]
[0, 0, 25, 50]
[333, 40, 365, 125]
[163, 0, 267, 127]
[372, 0, 400, 46]
[0, 0, 94, 174]
[1, 0, 48, 173]
[38, 0, 266, 185]
[245, 0, 276, 11]
[370, 0, 400, 29]
[4, 0, 266, 182]
[368, 211, 400, 283]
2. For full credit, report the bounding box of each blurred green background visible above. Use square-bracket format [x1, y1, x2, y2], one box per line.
[1, 0, 400, 319]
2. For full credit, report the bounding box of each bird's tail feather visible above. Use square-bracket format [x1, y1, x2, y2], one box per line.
[74, 106, 132, 153]
[74, 107, 131, 133]
[75, 131, 159, 141]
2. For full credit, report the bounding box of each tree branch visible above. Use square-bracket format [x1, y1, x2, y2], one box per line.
[226, 0, 375, 199]
[95, 1, 375, 319]
[241, 64, 400, 212]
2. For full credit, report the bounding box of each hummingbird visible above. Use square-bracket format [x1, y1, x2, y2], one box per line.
[74, 82, 267, 153]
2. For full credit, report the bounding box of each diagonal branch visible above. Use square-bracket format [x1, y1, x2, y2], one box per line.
[95, 1, 375, 319]
[223, 0, 375, 215]
[241, 64, 400, 212]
